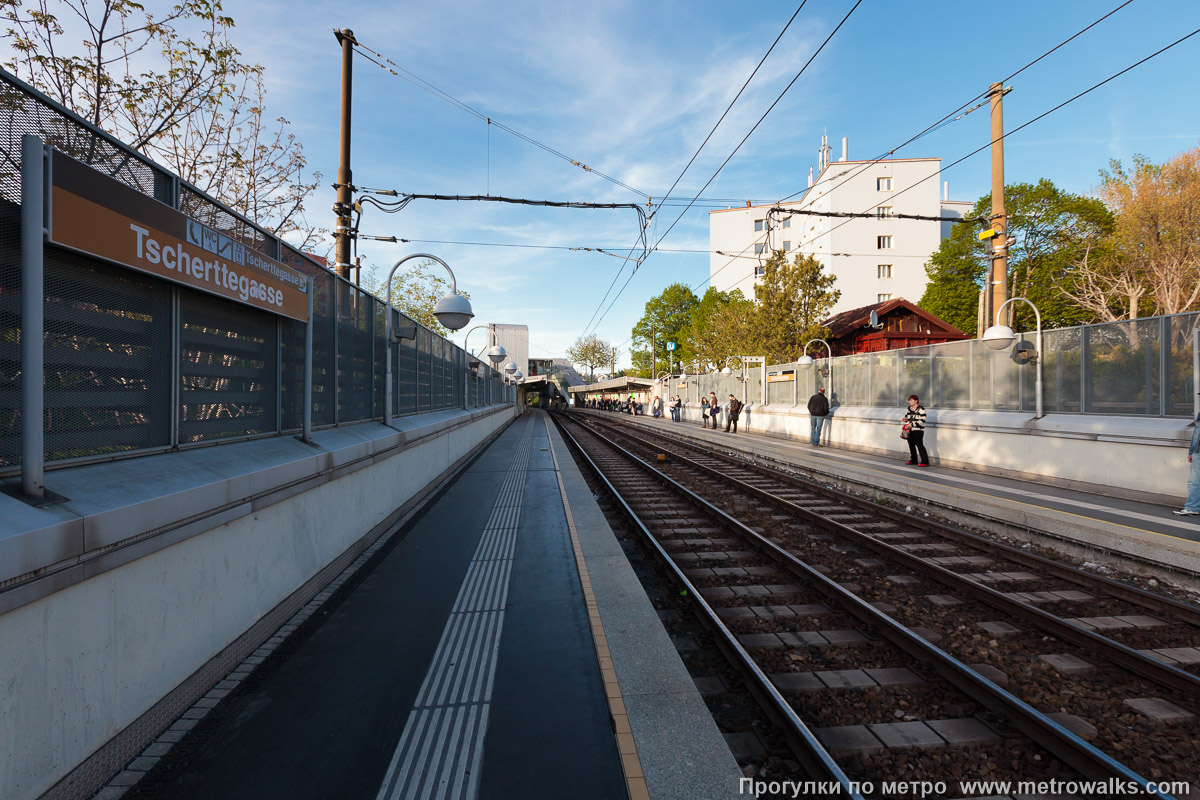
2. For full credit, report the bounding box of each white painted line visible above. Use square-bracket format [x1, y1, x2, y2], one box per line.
[375, 431, 534, 800]
[725, 430, 1194, 536]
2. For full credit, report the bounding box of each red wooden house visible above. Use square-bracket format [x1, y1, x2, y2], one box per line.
[821, 298, 967, 357]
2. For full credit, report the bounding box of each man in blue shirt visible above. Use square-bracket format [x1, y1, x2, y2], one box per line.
[1174, 409, 1200, 516]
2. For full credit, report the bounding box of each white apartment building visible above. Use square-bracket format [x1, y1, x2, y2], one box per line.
[709, 135, 974, 314]
[489, 323, 529, 376]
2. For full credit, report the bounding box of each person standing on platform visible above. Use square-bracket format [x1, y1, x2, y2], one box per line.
[651, 395, 662, 418]
[669, 395, 679, 421]
[903, 394, 929, 467]
[708, 392, 720, 431]
[700, 396, 710, 428]
[1173, 408, 1200, 516]
[725, 394, 742, 433]
[807, 387, 829, 446]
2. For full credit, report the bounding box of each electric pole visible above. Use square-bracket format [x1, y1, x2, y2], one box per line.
[984, 81, 1012, 334]
[333, 28, 356, 280]
[650, 324, 656, 379]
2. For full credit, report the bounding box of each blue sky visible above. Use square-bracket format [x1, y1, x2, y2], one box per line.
[232, 1, 1198, 364]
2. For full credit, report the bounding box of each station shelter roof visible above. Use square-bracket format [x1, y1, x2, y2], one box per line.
[568, 377, 656, 397]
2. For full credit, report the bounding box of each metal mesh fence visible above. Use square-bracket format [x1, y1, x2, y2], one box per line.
[0, 199, 21, 467]
[179, 288, 277, 442]
[336, 279, 374, 423]
[679, 315, 1198, 418]
[0, 79, 167, 206]
[40, 242, 173, 461]
[0, 69, 508, 476]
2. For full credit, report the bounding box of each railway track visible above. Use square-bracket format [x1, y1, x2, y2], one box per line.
[553, 411, 1197, 798]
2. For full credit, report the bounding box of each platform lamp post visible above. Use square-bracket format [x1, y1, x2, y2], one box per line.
[463, 324, 507, 410]
[721, 356, 766, 406]
[502, 361, 518, 408]
[797, 340, 833, 400]
[509, 369, 523, 410]
[385, 253, 473, 427]
[982, 296, 1043, 419]
[1192, 318, 1199, 421]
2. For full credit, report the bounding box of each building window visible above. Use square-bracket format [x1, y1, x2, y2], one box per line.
[782, 218, 791, 229]
[755, 266, 765, 277]
[877, 206, 893, 218]
[754, 242, 765, 255]
[754, 218, 765, 232]
[877, 177, 893, 191]
[877, 293, 893, 303]
[877, 235, 893, 249]
[783, 241, 791, 251]
[877, 264, 892, 278]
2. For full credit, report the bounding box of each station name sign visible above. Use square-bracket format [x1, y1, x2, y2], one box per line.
[47, 149, 309, 322]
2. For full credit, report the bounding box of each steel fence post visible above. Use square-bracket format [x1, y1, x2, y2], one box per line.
[20, 134, 45, 498]
[303, 278, 313, 442]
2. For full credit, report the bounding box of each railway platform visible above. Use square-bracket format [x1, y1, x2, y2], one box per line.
[103, 411, 743, 800]
[576, 409, 1200, 581]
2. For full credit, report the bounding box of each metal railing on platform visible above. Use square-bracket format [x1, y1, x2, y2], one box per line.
[0, 68, 512, 481]
[663, 312, 1198, 418]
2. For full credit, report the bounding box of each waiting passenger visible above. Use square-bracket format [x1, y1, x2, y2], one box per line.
[902, 394, 930, 467]
[725, 394, 742, 433]
[807, 387, 829, 446]
[1174, 406, 1200, 516]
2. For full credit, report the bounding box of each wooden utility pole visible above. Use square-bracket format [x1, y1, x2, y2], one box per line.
[986, 81, 1012, 331]
[333, 29, 356, 280]
[650, 325, 656, 379]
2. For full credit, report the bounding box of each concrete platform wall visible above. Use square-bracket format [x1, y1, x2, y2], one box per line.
[0, 406, 514, 800]
[660, 402, 1190, 503]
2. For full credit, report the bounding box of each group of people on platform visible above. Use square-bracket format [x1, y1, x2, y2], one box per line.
[586, 396, 646, 415]
[578, 386, 1200, 519]
[805, 387, 928, 465]
[583, 388, 928, 462]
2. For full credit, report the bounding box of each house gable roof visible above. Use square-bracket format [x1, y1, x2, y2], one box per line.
[822, 298, 966, 339]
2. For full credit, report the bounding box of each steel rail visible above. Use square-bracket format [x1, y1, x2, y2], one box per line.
[560, 413, 1173, 795]
[553, 414, 864, 798]
[582, 414, 1200, 696]
[595, 410, 1200, 628]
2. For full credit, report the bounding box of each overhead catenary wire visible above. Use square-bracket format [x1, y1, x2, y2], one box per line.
[353, 236, 939, 261]
[353, 191, 651, 261]
[581, 0, 864, 341]
[698, 0, 1152, 297]
[780, 24, 1200, 265]
[577, 1, 814, 339]
[772, 0, 1137, 208]
[769, 207, 984, 224]
[352, 41, 647, 199]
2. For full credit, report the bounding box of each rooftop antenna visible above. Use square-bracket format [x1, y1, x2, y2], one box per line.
[818, 131, 831, 173]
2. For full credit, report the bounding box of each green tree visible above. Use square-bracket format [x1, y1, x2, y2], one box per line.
[921, 179, 1114, 333]
[565, 334, 617, 380]
[751, 250, 840, 363]
[630, 282, 698, 376]
[370, 260, 470, 337]
[686, 287, 754, 369]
